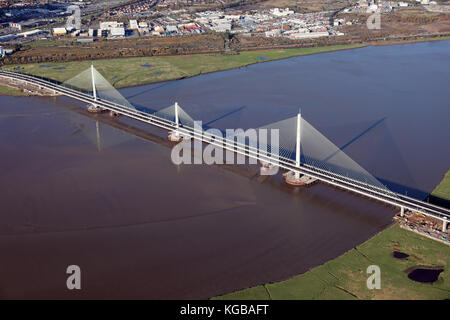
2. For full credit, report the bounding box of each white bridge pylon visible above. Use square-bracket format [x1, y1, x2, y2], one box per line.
[63, 66, 387, 191]
[156, 102, 387, 191]
[3, 69, 449, 224]
[63, 65, 136, 111]
[257, 110, 388, 190]
[295, 109, 301, 179]
[155, 102, 196, 141]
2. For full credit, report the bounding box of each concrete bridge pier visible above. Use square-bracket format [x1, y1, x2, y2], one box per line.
[400, 206, 405, 217]
[443, 217, 448, 232]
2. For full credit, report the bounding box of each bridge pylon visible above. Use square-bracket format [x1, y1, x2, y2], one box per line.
[168, 102, 182, 142]
[86, 64, 106, 113]
[91, 64, 97, 102]
[295, 108, 301, 179]
[284, 109, 316, 186]
[64, 64, 135, 112]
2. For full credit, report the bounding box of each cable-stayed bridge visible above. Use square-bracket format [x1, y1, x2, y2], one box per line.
[1, 67, 448, 231]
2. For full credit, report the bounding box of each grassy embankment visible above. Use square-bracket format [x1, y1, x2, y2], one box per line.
[2, 36, 449, 94]
[215, 173, 450, 300]
[1, 43, 365, 90]
[431, 170, 450, 201]
[0, 85, 27, 96]
[214, 224, 450, 300]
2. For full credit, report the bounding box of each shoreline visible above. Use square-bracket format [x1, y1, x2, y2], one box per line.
[214, 170, 450, 300]
[214, 221, 449, 300]
[115, 43, 368, 90]
[1, 35, 449, 94]
[55, 35, 450, 91]
[0, 43, 366, 93]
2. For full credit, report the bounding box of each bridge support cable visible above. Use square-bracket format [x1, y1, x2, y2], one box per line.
[300, 116, 392, 193]
[63, 66, 136, 111]
[256, 111, 392, 192]
[256, 116, 298, 162]
[6, 70, 450, 221]
[154, 103, 196, 129]
[155, 102, 197, 141]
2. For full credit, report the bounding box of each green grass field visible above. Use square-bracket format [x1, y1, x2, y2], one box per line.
[214, 224, 450, 300]
[431, 170, 450, 201]
[1, 44, 365, 89]
[24, 40, 64, 47]
[0, 85, 26, 96]
[215, 168, 450, 300]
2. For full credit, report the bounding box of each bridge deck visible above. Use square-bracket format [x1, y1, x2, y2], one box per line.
[1, 70, 449, 224]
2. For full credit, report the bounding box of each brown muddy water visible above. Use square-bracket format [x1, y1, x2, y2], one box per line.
[0, 41, 448, 299]
[0, 96, 395, 299]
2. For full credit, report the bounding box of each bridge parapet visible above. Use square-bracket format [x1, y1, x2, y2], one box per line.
[1, 69, 449, 226]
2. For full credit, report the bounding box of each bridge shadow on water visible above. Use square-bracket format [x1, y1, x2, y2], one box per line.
[39, 72, 445, 210]
[203, 105, 247, 127]
[124, 81, 178, 101]
[134, 103, 158, 115]
[65, 104, 387, 218]
[129, 107, 446, 208]
[427, 195, 450, 210]
[319, 116, 448, 207]
[374, 178, 450, 209]
[60, 99, 450, 214]
[324, 117, 387, 163]
[377, 178, 427, 201]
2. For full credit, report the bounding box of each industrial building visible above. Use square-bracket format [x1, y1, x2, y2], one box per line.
[52, 28, 67, 36]
[110, 27, 125, 38]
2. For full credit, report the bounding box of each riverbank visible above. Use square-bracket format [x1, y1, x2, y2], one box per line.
[214, 170, 450, 300]
[1, 36, 449, 94]
[431, 170, 450, 202]
[0, 76, 59, 97]
[214, 224, 449, 300]
[0, 84, 27, 97]
[0, 43, 365, 91]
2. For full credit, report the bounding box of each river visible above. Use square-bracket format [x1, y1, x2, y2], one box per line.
[0, 41, 448, 299]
